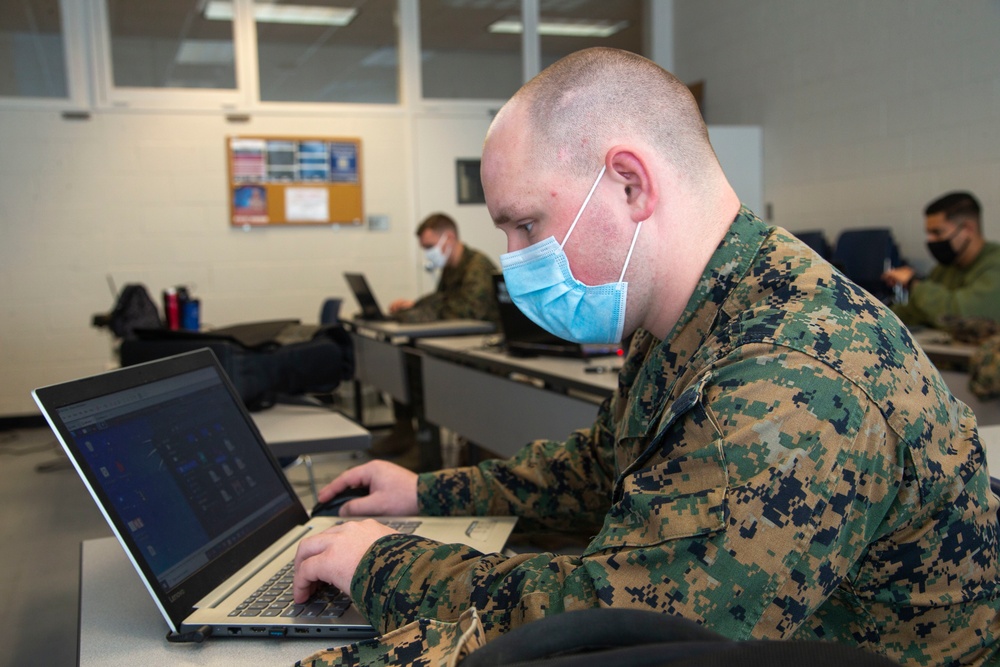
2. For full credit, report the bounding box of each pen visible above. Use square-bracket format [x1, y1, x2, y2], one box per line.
[585, 365, 621, 374]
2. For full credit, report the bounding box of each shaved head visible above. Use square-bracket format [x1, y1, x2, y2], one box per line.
[498, 47, 718, 183]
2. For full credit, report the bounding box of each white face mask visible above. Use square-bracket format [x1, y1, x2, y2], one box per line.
[499, 165, 642, 344]
[424, 234, 451, 271]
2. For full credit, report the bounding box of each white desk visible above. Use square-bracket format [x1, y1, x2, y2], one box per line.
[79, 537, 342, 666]
[416, 336, 617, 458]
[344, 318, 496, 405]
[913, 329, 979, 370]
[251, 403, 371, 458]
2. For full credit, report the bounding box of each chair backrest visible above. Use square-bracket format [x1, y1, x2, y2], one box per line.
[320, 298, 342, 325]
[791, 230, 832, 261]
[831, 228, 901, 302]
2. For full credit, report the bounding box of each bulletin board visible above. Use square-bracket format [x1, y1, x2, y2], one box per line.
[226, 135, 363, 227]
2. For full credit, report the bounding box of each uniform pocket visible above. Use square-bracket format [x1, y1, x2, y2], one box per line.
[584, 435, 728, 554]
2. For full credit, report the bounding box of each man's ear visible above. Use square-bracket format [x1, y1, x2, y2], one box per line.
[605, 146, 657, 222]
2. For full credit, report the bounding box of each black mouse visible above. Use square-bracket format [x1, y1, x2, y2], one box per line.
[311, 486, 369, 516]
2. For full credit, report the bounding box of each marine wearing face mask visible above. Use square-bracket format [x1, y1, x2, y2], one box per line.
[499, 165, 642, 345]
[292, 49, 1000, 667]
[926, 220, 969, 266]
[884, 191, 1000, 328]
[423, 233, 452, 272]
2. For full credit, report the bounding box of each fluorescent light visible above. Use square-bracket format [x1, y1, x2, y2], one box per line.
[488, 17, 629, 38]
[204, 1, 358, 27]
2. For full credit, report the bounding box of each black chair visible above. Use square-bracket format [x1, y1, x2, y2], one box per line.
[792, 230, 832, 261]
[320, 297, 342, 326]
[459, 608, 901, 667]
[831, 228, 902, 303]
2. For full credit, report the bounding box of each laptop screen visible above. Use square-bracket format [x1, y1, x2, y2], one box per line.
[344, 272, 384, 320]
[36, 350, 305, 620]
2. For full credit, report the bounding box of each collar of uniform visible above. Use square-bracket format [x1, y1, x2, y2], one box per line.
[616, 206, 769, 441]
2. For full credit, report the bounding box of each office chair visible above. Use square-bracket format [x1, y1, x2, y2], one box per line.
[831, 227, 902, 303]
[791, 230, 832, 261]
[320, 298, 342, 326]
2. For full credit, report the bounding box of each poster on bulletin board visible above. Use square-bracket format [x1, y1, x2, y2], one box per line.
[226, 136, 363, 226]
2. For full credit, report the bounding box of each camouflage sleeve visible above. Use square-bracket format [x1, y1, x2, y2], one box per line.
[416, 395, 617, 533]
[395, 292, 445, 323]
[395, 251, 499, 324]
[350, 348, 905, 642]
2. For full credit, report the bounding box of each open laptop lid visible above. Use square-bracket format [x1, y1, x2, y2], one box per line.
[32, 349, 308, 632]
[344, 272, 386, 321]
[492, 275, 622, 358]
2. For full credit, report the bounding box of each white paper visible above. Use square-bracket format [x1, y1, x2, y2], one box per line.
[284, 187, 329, 222]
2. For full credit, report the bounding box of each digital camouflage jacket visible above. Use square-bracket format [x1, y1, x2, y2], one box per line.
[394, 244, 500, 327]
[892, 241, 1000, 328]
[314, 209, 1000, 666]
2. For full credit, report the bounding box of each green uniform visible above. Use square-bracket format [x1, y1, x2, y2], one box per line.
[394, 244, 499, 326]
[304, 209, 1000, 666]
[892, 241, 1000, 328]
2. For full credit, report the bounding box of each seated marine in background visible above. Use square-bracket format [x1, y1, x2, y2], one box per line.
[884, 191, 1000, 328]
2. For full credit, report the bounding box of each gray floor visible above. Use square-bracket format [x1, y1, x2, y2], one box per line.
[0, 424, 371, 667]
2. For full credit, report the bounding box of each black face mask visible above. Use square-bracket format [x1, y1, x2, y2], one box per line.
[927, 225, 967, 266]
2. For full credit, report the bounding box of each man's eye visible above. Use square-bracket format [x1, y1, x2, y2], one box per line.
[521, 221, 535, 233]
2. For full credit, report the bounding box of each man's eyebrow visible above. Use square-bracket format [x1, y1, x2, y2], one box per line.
[492, 210, 515, 227]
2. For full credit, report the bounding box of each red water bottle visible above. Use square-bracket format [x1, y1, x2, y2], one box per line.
[164, 288, 180, 330]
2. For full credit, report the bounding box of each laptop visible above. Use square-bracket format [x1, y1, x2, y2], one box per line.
[492, 274, 622, 359]
[344, 272, 388, 321]
[33, 349, 516, 641]
[344, 271, 496, 337]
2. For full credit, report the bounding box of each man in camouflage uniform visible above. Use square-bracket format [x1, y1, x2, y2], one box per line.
[373, 213, 500, 459]
[293, 48, 1000, 666]
[884, 191, 1000, 328]
[389, 213, 499, 326]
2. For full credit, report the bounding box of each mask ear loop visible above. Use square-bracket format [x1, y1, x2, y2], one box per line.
[560, 165, 607, 249]
[618, 220, 643, 282]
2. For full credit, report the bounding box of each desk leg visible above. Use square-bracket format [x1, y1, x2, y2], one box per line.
[416, 423, 443, 471]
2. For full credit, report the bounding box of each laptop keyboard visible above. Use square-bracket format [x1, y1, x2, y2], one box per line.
[230, 519, 421, 619]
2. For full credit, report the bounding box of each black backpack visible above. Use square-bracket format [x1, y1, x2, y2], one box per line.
[102, 284, 163, 340]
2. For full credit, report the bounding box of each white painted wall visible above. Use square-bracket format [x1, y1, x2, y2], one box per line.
[411, 111, 506, 295]
[709, 126, 763, 215]
[673, 0, 1000, 274]
[0, 109, 418, 414]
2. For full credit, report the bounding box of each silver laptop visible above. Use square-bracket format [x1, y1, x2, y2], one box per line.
[343, 271, 496, 337]
[33, 349, 516, 641]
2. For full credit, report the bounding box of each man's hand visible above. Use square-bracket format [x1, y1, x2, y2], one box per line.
[882, 265, 915, 288]
[314, 460, 419, 517]
[292, 519, 398, 603]
[388, 298, 414, 314]
[293, 462, 419, 603]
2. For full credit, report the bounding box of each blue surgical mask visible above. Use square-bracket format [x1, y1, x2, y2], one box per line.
[499, 165, 642, 344]
[424, 234, 451, 272]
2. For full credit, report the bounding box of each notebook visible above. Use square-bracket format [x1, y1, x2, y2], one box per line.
[344, 272, 388, 321]
[491, 274, 622, 359]
[33, 349, 516, 641]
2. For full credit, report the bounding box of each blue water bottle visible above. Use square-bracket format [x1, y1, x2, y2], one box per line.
[181, 299, 200, 331]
